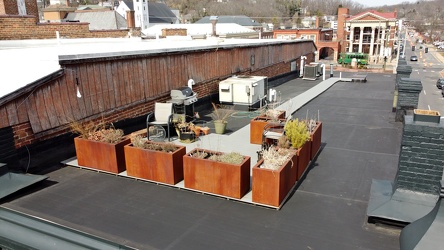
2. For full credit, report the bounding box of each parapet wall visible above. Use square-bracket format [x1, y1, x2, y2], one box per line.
[0, 15, 135, 40]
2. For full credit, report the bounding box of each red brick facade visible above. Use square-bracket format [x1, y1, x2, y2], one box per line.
[0, 15, 135, 40]
[10, 61, 296, 149]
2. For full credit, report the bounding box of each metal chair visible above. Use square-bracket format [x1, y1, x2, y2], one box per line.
[261, 121, 286, 150]
[146, 102, 174, 142]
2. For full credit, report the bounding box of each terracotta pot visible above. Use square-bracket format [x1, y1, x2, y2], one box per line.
[200, 127, 210, 135]
[183, 148, 250, 199]
[124, 141, 186, 185]
[252, 158, 292, 207]
[74, 136, 130, 174]
[193, 126, 201, 138]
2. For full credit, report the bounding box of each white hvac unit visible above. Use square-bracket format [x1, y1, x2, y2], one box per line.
[303, 65, 318, 80]
[219, 75, 267, 109]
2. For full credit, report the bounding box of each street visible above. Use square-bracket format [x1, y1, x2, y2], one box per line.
[405, 37, 444, 115]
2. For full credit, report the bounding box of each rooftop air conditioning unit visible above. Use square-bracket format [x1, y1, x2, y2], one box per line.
[303, 65, 317, 80]
[219, 75, 267, 110]
[309, 62, 322, 76]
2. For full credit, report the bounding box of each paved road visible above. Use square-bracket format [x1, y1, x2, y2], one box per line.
[404, 38, 444, 115]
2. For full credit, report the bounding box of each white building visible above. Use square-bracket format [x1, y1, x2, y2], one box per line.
[115, 0, 176, 30]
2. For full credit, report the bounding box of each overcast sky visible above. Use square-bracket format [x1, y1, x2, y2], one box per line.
[354, 0, 418, 7]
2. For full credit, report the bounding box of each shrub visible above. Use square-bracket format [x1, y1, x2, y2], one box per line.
[284, 119, 310, 149]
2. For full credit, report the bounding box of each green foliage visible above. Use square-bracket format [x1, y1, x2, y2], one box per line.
[284, 119, 310, 149]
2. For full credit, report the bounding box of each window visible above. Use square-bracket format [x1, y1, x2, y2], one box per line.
[309, 35, 315, 41]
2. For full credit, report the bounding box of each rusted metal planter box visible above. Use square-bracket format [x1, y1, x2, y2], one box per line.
[250, 115, 286, 144]
[296, 140, 311, 181]
[252, 158, 292, 207]
[309, 122, 322, 160]
[124, 141, 186, 185]
[74, 136, 130, 174]
[183, 148, 250, 199]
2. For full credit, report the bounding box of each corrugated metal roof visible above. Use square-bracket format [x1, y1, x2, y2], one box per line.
[65, 11, 127, 30]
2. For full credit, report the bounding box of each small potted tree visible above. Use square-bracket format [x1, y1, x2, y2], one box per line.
[72, 120, 130, 174]
[281, 119, 311, 183]
[124, 136, 186, 185]
[211, 102, 235, 134]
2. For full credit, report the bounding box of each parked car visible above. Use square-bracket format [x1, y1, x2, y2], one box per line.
[410, 55, 418, 61]
[442, 88, 444, 98]
[437, 78, 444, 89]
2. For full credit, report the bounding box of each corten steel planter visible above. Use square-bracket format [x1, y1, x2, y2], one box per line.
[413, 109, 441, 124]
[288, 150, 298, 186]
[296, 141, 311, 181]
[252, 158, 292, 207]
[74, 136, 130, 174]
[250, 115, 286, 144]
[309, 122, 323, 160]
[183, 148, 251, 199]
[124, 141, 186, 185]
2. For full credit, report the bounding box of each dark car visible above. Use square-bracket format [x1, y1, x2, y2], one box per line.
[438, 78, 444, 89]
[410, 55, 418, 61]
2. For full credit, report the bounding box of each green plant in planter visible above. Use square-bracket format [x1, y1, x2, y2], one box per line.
[283, 119, 310, 149]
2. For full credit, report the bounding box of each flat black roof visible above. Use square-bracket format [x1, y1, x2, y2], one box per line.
[1, 72, 403, 249]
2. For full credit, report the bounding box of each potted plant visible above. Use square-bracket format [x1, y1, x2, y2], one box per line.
[71, 120, 130, 174]
[281, 119, 311, 182]
[124, 136, 186, 185]
[211, 102, 234, 134]
[183, 148, 250, 199]
[175, 119, 196, 143]
[252, 146, 294, 207]
[250, 108, 286, 144]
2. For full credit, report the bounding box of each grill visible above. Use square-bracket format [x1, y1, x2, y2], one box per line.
[168, 87, 198, 122]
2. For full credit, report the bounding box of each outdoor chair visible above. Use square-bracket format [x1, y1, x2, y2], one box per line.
[146, 102, 174, 142]
[261, 121, 286, 150]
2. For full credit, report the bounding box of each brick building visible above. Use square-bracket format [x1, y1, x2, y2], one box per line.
[338, 7, 398, 63]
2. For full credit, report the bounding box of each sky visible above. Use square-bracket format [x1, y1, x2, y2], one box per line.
[354, 0, 418, 7]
